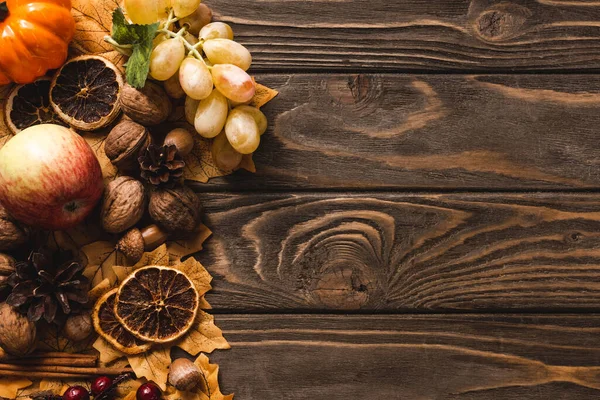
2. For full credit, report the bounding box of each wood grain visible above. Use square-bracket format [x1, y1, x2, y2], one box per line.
[199, 192, 600, 311]
[195, 74, 600, 191]
[210, 314, 600, 399]
[208, 0, 600, 72]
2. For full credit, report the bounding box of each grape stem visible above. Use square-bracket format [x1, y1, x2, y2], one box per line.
[103, 36, 133, 56]
[157, 27, 208, 66]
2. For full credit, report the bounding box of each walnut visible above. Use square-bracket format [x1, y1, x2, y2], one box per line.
[0, 253, 15, 294]
[120, 82, 172, 126]
[101, 177, 147, 234]
[149, 186, 202, 232]
[105, 120, 151, 172]
[0, 303, 37, 356]
[0, 203, 28, 251]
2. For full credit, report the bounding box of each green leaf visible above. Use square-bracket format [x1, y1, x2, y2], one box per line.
[110, 8, 159, 88]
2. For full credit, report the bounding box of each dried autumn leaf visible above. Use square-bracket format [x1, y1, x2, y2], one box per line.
[82, 240, 122, 286]
[37, 323, 96, 354]
[166, 354, 233, 400]
[113, 244, 170, 282]
[93, 337, 127, 365]
[251, 82, 279, 109]
[0, 84, 14, 151]
[183, 134, 230, 183]
[0, 378, 32, 399]
[167, 224, 212, 263]
[176, 257, 212, 298]
[89, 277, 112, 302]
[174, 311, 230, 356]
[128, 346, 171, 391]
[70, 0, 126, 68]
[81, 131, 119, 183]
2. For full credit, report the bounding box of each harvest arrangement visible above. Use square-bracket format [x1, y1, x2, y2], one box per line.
[0, 0, 278, 398]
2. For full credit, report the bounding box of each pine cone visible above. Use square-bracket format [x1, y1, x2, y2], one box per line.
[5, 249, 89, 323]
[138, 144, 185, 187]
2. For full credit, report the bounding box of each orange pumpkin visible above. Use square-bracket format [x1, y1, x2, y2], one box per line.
[0, 0, 75, 85]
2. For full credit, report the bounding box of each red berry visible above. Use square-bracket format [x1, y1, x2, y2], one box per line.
[136, 382, 162, 400]
[63, 386, 90, 400]
[91, 376, 113, 395]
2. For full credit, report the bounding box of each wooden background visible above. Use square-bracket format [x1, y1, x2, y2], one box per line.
[195, 0, 600, 398]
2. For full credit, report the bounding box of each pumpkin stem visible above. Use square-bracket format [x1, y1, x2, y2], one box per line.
[0, 2, 7, 23]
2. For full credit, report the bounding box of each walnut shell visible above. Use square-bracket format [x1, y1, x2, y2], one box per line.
[0, 203, 28, 251]
[101, 177, 147, 234]
[0, 303, 37, 356]
[149, 186, 202, 232]
[120, 82, 172, 126]
[0, 254, 15, 294]
[105, 120, 151, 171]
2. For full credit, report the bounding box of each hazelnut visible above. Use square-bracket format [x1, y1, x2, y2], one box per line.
[0, 303, 37, 356]
[101, 177, 146, 234]
[0, 203, 28, 251]
[117, 225, 169, 264]
[120, 82, 172, 126]
[105, 120, 151, 171]
[168, 358, 202, 391]
[179, 4, 212, 36]
[0, 254, 15, 293]
[149, 186, 202, 232]
[63, 313, 93, 342]
[164, 128, 195, 157]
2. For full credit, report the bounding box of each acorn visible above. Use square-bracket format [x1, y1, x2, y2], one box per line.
[116, 225, 169, 263]
[168, 358, 202, 391]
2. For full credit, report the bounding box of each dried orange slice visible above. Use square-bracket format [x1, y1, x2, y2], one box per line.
[114, 266, 199, 343]
[4, 78, 68, 134]
[50, 55, 123, 131]
[92, 288, 152, 355]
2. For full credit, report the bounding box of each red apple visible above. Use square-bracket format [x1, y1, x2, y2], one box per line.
[0, 124, 104, 230]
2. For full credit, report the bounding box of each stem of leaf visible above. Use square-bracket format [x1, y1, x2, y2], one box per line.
[103, 36, 133, 56]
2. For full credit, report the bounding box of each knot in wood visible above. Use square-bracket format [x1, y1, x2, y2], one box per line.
[474, 4, 531, 42]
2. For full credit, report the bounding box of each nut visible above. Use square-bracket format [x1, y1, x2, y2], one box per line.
[169, 358, 202, 391]
[101, 177, 147, 234]
[0, 203, 28, 251]
[120, 82, 172, 126]
[63, 313, 93, 342]
[0, 254, 15, 293]
[0, 302, 37, 356]
[149, 186, 202, 232]
[117, 225, 169, 264]
[105, 120, 151, 171]
[164, 128, 195, 157]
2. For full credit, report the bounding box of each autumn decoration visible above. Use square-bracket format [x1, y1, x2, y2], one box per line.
[0, 0, 279, 398]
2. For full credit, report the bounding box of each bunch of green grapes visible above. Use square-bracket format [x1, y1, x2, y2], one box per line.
[124, 0, 266, 170]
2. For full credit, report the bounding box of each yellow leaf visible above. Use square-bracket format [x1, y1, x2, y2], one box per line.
[70, 0, 126, 68]
[37, 323, 96, 354]
[174, 311, 230, 356]
[166, 354, 233, 400]
[0, 377, 32, 399]
[167, 224, 212, 263]
[93, 337, 127, 365]
[113, 244, 170, 282]
[128, 346, 171, 391]
[0, 84, 14, 152]
[82, 241, 121, 287]
[251, 82, 278, 109]
[183, 134, 231, 183]
[81, 131, 119, 184]
[239, 154, 256, 173]
[39, 379, 64, 394]
[175, 258, 212, 299]
[115, 378, 143, 398]
[89, 278, 112, 302]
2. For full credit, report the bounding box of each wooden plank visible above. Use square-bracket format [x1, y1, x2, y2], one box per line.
[210, 314, 600, 399]
[200, 192, 600, 312]
[197, 74, 600, 191]
[209, 0, 600, 72]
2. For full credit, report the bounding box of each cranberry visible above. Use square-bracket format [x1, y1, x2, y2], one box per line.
[136, 382, 162, 400]
[91, 376, 113, 395]
[63, 386, 90, 400]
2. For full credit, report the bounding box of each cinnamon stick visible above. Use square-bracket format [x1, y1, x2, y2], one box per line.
[0, 368, 133, 379]
[0, 364, 131, 375]
[20, 352, 97, 359]
[6, 357, 97, 368]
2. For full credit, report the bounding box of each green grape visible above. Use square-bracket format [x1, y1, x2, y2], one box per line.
[179, 58, 213, 100]
[234, 105, 267, 135]
[185, 96, 200, 125]
[225, 108, 260, 154]
[212, 131, 243, 170]
[194, 89, 229, 138]
[124, 0, 171, 24]
[164, 72, 186, 99]
[180, 3, 212, 35]
[173, 0, 202, 18]
[199, 22, 234, 41]
[203, 39, 252, 71]
[150, 38, 186, 81]
[211, 64, 256, 103]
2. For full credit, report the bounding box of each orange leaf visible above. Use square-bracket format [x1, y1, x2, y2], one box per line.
[128, 346, 171, 391]
[251, 82, 278, 109]
[166, 354, 234, 400]
[173, 311, 230, 356]
[0, 378, 32, 399]
[167, 223, 212, 263]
